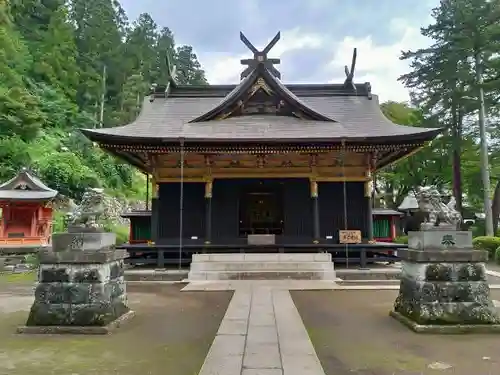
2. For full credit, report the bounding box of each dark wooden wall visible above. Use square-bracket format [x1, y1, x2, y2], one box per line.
[211, 179, 313, 242]
[156, 182, 205, 244]
[318, 182, 369, 241]
[154, 179, 367, 244]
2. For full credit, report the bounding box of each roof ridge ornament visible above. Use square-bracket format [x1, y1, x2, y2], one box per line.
[343, 48, 357, 91]
[19, 166, 34, 176]
[240, 32, 281, 80]
[149, 49, 178, 102]
[165, 49, 178, 89]
[364, 82, 373, 99]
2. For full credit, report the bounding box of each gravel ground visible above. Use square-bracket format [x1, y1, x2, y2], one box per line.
[292, 289, 500, 375]
[0, 282, 232, 375]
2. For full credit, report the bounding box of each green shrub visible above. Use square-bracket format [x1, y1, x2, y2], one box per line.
[394, 235, 408, 244]
[471, 219, 486, 238]
[472, 236, 500, 256]
[24, 254, 39, 268]
[52, 210, 68, 233]
[469, 219, 500, 238]
[113, 224, 130, 245]
[102, 220, 129, 245]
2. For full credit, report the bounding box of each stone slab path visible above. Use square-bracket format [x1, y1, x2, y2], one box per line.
[195, 282, 326, 375]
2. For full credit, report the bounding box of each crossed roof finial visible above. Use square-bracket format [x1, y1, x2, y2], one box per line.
[343, 48, 357, 91]
[240, 32, 281, 80]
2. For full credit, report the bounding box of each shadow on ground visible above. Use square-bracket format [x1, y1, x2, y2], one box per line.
[291, 289, 500, 375]
[0, 282, 232, 375]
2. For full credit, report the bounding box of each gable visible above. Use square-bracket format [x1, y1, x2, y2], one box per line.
[189, 68, 336, 123]
[14, 183, 32, 190]
[220, 78, 312, 118]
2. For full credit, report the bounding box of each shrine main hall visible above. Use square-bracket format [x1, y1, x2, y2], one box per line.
[81, 32, 440, 255]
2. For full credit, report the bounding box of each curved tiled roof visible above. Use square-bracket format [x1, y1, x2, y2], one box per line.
[81, 65, 441, 144]
[81, 91, 440, 143]
[0, 168, 58, 201]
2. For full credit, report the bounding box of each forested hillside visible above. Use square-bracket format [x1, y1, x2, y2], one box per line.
[0, 0, 206, 202]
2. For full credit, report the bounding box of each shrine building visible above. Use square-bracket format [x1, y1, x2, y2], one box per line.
[81, 32, 439, 265]
[0, 168, 58, 247]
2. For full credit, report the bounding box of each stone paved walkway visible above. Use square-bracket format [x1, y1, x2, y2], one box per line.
[197, 282, 326, 375]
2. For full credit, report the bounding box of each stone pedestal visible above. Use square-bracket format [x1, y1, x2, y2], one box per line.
[390, 230, 500, 333]
[18, 230, 134, 334]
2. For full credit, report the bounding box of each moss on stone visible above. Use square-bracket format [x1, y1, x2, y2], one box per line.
[26, 300, 130, 327]
[394, 293, 500, 325]
[456, 263, 486, 282]
[425, 263, 453, 282]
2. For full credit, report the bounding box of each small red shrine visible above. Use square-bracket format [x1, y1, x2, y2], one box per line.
[0, 168, 58, 247]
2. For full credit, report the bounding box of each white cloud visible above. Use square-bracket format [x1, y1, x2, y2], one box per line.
[200, 28, 325, 85]
[327, 18, 431, 102]
[199, 18, 432, 103]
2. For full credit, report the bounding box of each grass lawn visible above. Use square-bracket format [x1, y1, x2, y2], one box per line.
[292, 289, 500, 375]
[0, 283, 232, 375]
[0, 271, 37, 284]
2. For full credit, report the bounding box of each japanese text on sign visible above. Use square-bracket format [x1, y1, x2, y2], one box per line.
[339, 230, 361, 244]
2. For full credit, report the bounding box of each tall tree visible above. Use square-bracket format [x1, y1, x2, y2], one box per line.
[0, 0, 211, 203]
[11, 0, 79, 98]
[153, 27, 175, 85]
[175, 45, 207, 85]
[378, 102, 451, 208]
[0, 0, 44, 142]
[125, 13, 159, 83]
[399, 0, 500, 216]
[70, 0, 124, 113]
[118, 73, 148, 123]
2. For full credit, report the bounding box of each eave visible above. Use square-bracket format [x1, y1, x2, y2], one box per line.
[0, 198, 54, 203]
[96, 132, 441, 173]
[121, 211, 152, 219]
[99, 147, 150, 173]
[82, 127, 442, 148]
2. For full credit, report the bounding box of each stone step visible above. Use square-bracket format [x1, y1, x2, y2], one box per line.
[187, 269, 337, 281]
[192, 253, 331, 263]
[187, 253, 336, 282]
[189, 261, 334, 272]
[125, 270, 188, 281]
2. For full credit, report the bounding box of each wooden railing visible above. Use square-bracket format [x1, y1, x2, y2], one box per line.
[120, 242, 405, 269]
[0, 236, 48, 246]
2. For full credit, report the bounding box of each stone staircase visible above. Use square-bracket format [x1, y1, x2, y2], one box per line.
[187, 253, 336, 281]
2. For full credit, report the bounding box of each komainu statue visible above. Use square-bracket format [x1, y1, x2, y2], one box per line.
[68, 188, 105, 230]
[415, 186, 461, 230]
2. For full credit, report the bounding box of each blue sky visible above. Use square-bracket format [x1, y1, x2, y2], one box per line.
[120, 0, 438, 102]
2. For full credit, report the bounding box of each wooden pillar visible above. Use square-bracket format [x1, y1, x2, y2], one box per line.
[390, 216, 397, 241]
[204, 180, 213, 245]
[128, 218, 134, 243]
[0, 204, 4, 238]
[1, 204, 8, 238]
[31, 206, 37, 237]
[310, 179, 320, 243]
[365, 170, 374, 243]
[150, 176, 159, 244]
[46, 206, 53, 243]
